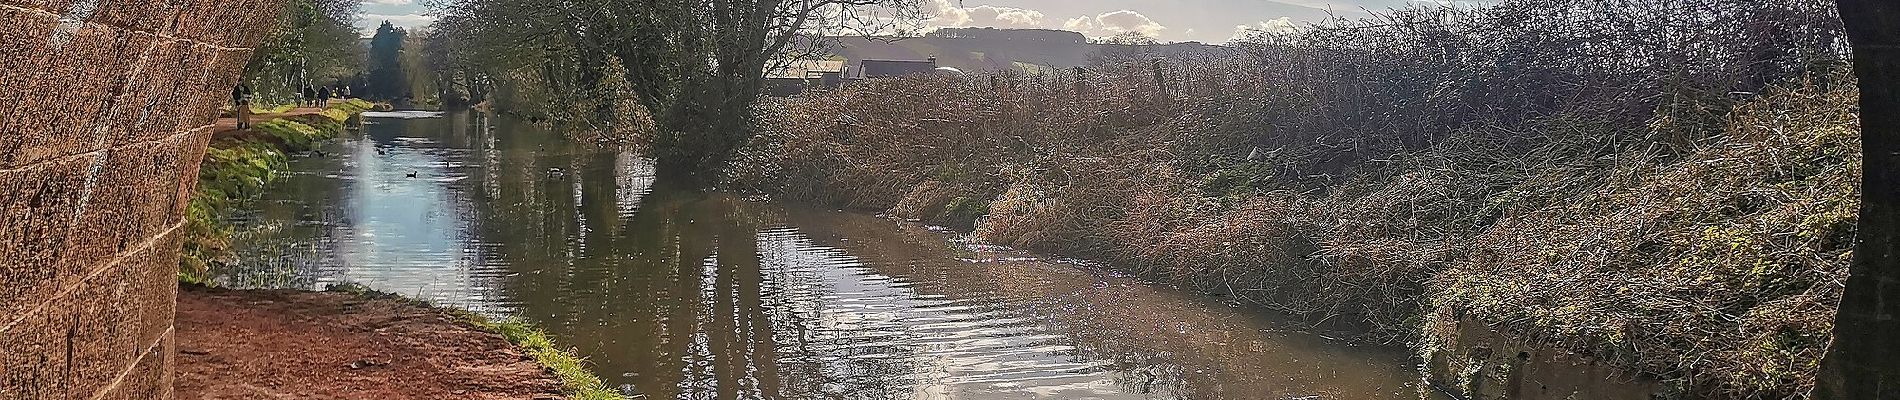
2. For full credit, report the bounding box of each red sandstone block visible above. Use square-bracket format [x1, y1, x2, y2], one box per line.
[129, 228, 181, 349]
[169, 0, 283, 48]
[61, 255, 148, 398]
[101, 37, 209, 146]
[59, 132, 195, 280]
[160, 42, 221, 136]
[0, 0, 84, 17]
[0, 15, 157, 169]
[174, 47, 251, 132]
[90, 0, 187, 35]
[0, 155, 89, 319]
[0, 241, 168, 400]
[98, 333, 172, 400]
[0, 8, 63, 165]
[0, 7, 51, 78]
[0, 300, 71, 399]
[168, 129, 213, 222]
[168, 127, 214, 219]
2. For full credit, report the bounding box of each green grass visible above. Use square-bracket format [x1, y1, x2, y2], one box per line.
[470, 318, 623, 400]
[326, 283, 622, 400]
[179, 142, 287, 284]
[180, 101, 375, 283]
[250, 104, 296, 114]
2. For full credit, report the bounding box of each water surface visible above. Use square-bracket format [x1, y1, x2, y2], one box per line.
[220, 112, 1433, 399]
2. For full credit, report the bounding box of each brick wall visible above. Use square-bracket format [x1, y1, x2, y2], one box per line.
[0, 0, 283, 398]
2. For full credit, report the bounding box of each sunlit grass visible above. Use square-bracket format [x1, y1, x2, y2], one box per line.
[181, 100, 374, 283]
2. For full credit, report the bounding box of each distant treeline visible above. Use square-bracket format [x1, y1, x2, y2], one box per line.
[924, 27, 1088, 44]
[240, 0, 361, 104]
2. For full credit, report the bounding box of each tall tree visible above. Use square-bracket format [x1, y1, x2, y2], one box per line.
[366, 21, 410, 100]
[1817, 0, 1899, 397]
[432, 0, 924, 185]
[242, 0, 363, 102]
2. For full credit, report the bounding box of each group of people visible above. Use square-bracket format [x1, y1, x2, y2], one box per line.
[229, 82, 355, 129]
[300, 84, 349, 107]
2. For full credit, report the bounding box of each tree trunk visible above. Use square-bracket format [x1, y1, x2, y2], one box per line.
[1818, 0, 1900, 398]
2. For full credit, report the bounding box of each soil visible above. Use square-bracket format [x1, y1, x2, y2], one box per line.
[174, 286, 566, 400]
[213, 107, 325, 134]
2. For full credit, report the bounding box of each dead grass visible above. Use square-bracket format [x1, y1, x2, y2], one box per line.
[728, 0, 1855, 397]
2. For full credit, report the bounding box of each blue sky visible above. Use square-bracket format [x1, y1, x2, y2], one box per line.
[355, 0, 1422, 43]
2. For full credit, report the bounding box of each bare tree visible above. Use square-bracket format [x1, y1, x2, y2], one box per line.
[430, 0, 925, 184]
[1818, 1, 1899, 397]
[651, 0, 926, 184]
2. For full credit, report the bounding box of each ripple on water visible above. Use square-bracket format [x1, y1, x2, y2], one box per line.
[219, 113, 1436, 400]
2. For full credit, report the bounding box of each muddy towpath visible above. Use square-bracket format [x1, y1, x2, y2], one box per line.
[174, 285, 566, 399]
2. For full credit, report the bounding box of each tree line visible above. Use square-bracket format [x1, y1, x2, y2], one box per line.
[423, 0, 927, 185]
[239, 0, 435, 106]
[241, 0, 360, 104]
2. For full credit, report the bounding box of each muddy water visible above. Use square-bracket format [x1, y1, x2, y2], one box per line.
[219, 112, 1437, 399]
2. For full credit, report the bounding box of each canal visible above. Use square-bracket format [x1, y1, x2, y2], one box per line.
[213, 112, 1435, 399]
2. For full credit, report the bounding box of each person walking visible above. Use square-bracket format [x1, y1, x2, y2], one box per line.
[232, 82, 252, 129]
[301, 85, 316, 107]
[317, 86, 332, 107]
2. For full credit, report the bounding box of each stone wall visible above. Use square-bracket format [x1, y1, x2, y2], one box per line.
[0, 0, 282, 398]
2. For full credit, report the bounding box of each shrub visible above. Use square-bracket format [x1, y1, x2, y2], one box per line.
[730, 0, 1854, 395]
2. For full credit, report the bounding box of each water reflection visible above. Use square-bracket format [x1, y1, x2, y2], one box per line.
[221, 112, 1431, 399]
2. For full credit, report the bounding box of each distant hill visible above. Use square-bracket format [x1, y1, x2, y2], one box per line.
[820, 28, 1236, 74]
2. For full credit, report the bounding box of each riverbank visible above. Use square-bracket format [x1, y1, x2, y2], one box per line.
[175, 285, 566, 399]
[179, 105, 621, 399]
[181, 99, 376, 281]
[728, 6, 1857, 395]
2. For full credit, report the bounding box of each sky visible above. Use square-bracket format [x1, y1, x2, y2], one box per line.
[354, 0, 1423, 43]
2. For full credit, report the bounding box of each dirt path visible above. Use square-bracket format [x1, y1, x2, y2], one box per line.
[212, 106, 328, 134]
[174, 286, 565, 400]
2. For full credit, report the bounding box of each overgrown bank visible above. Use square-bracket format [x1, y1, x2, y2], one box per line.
[729, 1, 1856, 397]
[179, 99, 373, 281]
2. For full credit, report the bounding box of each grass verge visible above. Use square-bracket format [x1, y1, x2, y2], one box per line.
[180, 99, 376, 284]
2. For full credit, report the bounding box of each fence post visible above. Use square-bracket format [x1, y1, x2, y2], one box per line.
[1153, 58, 1171, 100]
[1073, 66, 1089, 98]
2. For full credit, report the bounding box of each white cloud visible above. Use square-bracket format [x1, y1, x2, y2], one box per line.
[927, 0, 972, 26]
[1062, 15, 1095, 32]
[926, 0, 1046, 28]
[967, 5, 1044, 27]
[1094, 10, 1166, 37]
[1230, 17, 1298, 42]
[921, 4, 1181, 41]
[1059, 10, 1169, 40]
[357, 13, 436, 33]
